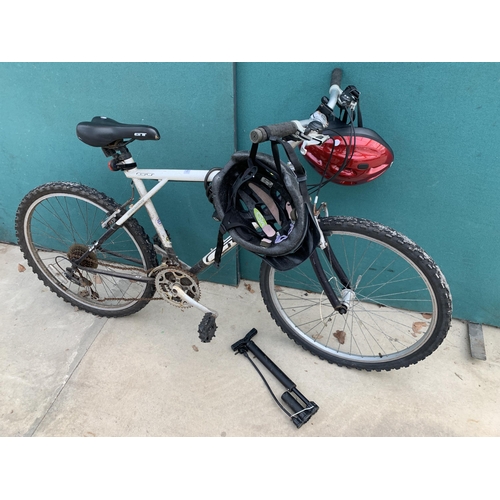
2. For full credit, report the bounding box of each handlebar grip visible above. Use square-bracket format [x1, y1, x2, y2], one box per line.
[330, 68, 343, 87]
[250, 121, 299, 143]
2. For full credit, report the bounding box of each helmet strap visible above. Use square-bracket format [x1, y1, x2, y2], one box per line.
[214, 139, 309, 268]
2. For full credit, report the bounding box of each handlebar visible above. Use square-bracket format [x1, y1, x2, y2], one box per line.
[330, 68, 342, 87]
[249, 67, 346, 144]
[250, 121, 299, 144]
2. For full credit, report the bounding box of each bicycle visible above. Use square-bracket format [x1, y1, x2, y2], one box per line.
[15, 68, 452, 372]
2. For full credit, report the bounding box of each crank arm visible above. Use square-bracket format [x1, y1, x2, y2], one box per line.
[171, 285, 219, 318]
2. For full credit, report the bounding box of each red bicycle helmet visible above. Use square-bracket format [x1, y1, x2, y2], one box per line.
[303, 127, 394, 186]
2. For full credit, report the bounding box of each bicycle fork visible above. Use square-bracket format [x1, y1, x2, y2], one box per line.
[309, 245, 353, 315]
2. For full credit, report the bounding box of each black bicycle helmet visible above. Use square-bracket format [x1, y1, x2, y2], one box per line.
[211, 149, 320, 271]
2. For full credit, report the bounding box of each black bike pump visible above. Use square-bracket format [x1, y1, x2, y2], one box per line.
[231, 328, 319, 428]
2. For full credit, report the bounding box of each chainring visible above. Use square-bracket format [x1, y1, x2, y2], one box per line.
[154, 267, 201, 308]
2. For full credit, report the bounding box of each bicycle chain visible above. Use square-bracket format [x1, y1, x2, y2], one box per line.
[72, 260, 155, 302]
[87, 261, 193, 303]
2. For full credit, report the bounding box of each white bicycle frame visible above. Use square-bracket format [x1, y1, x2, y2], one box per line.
[103, 79, 343, 267]
[106, 164, 236, 270]
[88, 164, 234, 316]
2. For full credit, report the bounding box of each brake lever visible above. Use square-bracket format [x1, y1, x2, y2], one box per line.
[299, 132, 331, 155]
[304, 120, 324, 134]
[283, 111, 330, 153]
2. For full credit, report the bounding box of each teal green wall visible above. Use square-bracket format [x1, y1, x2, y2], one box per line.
[2, 62, 500, 326]
[0, 62, 238, 284]
[236, 62, 500, 327]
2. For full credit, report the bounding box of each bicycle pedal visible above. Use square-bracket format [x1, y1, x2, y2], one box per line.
[198, 313, 217, 343]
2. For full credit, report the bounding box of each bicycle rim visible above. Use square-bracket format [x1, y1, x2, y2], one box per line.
[21, 190, 153, 313]
[261, 217, 450, 370]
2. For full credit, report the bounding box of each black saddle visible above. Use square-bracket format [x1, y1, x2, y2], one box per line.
[76, 116, 160, 147]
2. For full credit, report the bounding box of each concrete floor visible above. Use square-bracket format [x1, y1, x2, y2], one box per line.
[1, 241, 499, 437]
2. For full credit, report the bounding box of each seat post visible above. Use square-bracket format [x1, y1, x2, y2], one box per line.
[101, 141, 137, 171]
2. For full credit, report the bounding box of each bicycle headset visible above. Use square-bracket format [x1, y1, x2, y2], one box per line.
[210, 142, 320, 271]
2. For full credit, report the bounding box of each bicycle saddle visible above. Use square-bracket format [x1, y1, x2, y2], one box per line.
[76, 116, 160, 147]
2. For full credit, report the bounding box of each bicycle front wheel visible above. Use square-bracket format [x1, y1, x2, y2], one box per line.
[16, 182, 158, 317]
[260, 216, 452, 371]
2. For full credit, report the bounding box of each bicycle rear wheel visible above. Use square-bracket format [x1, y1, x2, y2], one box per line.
[259, 216, 452, 371]
[15, 182, 158, 317]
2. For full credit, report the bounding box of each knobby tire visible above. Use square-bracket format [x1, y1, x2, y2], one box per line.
[259, 216, 452, 371]
[15, 182, 158, 317]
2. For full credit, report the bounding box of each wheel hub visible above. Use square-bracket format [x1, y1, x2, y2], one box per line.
[340, 288, 356, 309]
